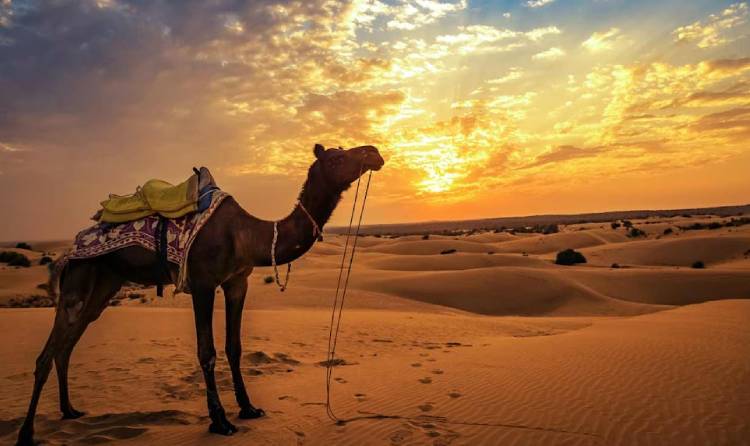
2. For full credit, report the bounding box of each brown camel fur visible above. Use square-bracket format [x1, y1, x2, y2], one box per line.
[16, 144, 385, 445]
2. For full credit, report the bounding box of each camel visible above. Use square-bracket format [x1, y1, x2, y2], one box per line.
[16, 144, 385, 445]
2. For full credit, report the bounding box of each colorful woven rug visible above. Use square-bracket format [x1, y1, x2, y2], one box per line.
[62, 191, 230, 294]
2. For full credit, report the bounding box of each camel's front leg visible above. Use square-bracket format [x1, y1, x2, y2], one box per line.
[222, 275, 265, 419]
[191, 287, 237, 436]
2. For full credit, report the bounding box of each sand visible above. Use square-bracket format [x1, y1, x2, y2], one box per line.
[0, 214, 748, 445]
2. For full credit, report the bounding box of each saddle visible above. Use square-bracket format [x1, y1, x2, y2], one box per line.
[91, 167, 220, 297]
[94, 167, 218, 223]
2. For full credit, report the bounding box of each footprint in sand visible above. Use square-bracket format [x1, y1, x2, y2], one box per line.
[389, 429, 412, 445]
[411, 363, 422, 367]
[354, 393, 367, 402]
[448, 392, 462, 398]
[431, 369, 444, 375]
[418, 403, 434, 412]
[335, 377, 348, 384]
[418, 377, 432, 384]
[80, 426, 148, 443]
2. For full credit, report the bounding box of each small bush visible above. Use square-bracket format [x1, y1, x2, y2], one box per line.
[707, 222, 722, 230]
[7, 295, 54, 308]
[611, 222, 621, 229]
[628, 227, 646, 238]
[39, 256, 53, 265]
[622, 220, 633, 228]
[555, 249, 587, 266]
[15, 242, 32, 250]
[422, 234, 430, 240]
[691, 261, 705, 269]
[0, 251, 31, 267]
[264, 275, 274, 284]
[440, 249, 457, 255]
[611, 263, 620, 269]
[663, 228, 673, 235]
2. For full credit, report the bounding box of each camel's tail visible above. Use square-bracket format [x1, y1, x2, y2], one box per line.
[47, 255, 70, 301]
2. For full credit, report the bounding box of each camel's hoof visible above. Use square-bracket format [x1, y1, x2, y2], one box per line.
[62, 408, 86, 420]
[208, 418, 238, 436]
[239, 406, 266, 419]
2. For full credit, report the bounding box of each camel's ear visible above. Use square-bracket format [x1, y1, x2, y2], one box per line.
[313, 144, 325, 159]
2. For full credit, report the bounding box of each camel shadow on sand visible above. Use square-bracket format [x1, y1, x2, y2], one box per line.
[1, 409, 210, 444]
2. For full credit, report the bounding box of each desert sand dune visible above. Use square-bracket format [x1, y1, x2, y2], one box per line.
[582, 233, 750, 266]
[0, 301, 747, 445]
[0, 265, 48, 303]
[1, 214, 748, 445]
[563, 268, 750, 305]
[362, 239, 497, 255]
[363, 252, 553, 271]
[489, 230, 628, 255]
[355, 267, 665, 316]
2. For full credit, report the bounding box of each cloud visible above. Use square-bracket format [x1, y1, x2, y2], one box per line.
[487, 67, 525, 84]
[672, 2, 748, 48]
[690, 107, 750, 140]
[532, 47, 565, 61]
[353, 0, 468, 31]
[0, 0, 410, 178]
[524, 145, 605, 168]
[670, 81, 750, 108]
[525, 0, 555, 8]
[581, 28, 623, 52]
[526, 26, 562, 41]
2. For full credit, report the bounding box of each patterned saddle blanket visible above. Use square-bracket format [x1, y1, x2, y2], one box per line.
[63, 190, 230, 294]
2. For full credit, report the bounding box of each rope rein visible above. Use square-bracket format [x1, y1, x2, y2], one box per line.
[326, 167, 372, 423]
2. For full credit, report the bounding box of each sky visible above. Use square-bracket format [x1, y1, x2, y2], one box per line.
[1, 0, 749, 240]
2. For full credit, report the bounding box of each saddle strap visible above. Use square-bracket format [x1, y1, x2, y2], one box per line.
[155, 216, 169, 297]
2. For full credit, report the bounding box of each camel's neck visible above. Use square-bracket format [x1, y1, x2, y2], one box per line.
[248, 163, 343, 266]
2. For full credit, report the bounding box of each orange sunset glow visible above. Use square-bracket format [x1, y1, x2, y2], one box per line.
[1, 0, 749, 240]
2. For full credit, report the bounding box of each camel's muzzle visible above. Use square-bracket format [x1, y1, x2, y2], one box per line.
[352, 145, 385, 172]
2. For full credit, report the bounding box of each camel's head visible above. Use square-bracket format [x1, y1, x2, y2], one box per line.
[313, 144, 385, 189]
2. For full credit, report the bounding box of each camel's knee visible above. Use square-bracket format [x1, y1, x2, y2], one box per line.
[199, 349, 217, 373]
[60, 293, 85, 324]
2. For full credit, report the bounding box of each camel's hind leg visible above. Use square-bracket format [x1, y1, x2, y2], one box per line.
[16, 261, 122, 446]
